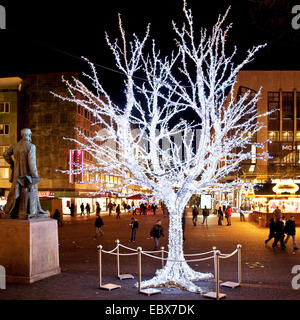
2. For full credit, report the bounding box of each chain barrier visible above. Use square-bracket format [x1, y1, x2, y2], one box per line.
[97, 239, 242, 299]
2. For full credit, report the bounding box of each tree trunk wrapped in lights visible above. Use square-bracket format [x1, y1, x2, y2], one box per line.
[53, 1, 268, 293]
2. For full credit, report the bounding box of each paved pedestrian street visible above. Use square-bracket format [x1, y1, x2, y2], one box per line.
[1, 210, 300, 300]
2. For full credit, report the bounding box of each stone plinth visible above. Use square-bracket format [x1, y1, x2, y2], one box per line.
[0, 218, 60, 284]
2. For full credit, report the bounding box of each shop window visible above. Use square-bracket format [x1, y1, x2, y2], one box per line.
[0, 102, 10, 113]
[268, 131, 279, 142]
[268, 92, 280, 119]
[0, 124, 9, 135]
[282, 131, 293, 142]
[282, 92, 294, 119]
[296, 132, 300, 142]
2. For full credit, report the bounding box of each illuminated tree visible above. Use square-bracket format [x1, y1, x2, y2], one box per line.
[54, 1, 267, 293]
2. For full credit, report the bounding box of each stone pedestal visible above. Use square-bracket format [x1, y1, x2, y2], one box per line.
[0, 218, 60, 284]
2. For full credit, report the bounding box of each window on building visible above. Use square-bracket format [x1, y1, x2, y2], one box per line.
[0, 146, 9, 166]
[237, 86, 257, 120]
[268, 131, 280, 141]
[297, 93, 300, 119]
[0, 168, 9, 179]
[282, 92, 294, 119]
[282, 131, 293, 142]
[0, 102, 10, 113]
[296, 132, 300, 142]
[0, 124, 9, 135]
[268, 92, 280, 119]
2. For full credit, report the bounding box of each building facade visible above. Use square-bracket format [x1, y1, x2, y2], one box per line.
[235, 70, 300, 215]
[0, 73, 136, 216]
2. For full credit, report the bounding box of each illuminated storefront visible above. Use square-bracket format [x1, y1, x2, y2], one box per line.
[245, 180, 300, 226]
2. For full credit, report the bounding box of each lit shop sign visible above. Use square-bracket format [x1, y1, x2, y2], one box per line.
[272, 180, 299, 194]
[38, 191, 55, 198]
[69, 150, 84, 184]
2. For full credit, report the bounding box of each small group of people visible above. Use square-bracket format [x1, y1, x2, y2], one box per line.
[191, 205, 210, 226]
[80, 203, 91, 216]
[265, 210, 298, 251]
[128, 217, 164, 250]
[217, 205, 232, 226]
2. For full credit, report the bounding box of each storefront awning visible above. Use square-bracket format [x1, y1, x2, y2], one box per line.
[126, 194, 152, 200]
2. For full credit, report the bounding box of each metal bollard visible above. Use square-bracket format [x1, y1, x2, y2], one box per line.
[97, 245, 102, 288]
[212, 246, 217, 281]
[237, 244, 242, 284]
[137, 247, 142, 293]
[161, 247, 164, 268]
[116, 239, 120, 277]
[216, 250, 221, 300]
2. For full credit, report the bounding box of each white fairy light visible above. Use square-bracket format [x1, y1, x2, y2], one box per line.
[53, 1, 270, 293]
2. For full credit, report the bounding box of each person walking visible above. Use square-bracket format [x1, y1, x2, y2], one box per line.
[108, 202, 113, 216]
[150, 219, 165, 250]
[94, 214, 104, 239]
[80, 203, 85, 216]
[69, 203, 75, 217]
[272, 217, 286, 249]
[85, 203, 91, 216]
[225, 205, 232, 226]
[96, 202, 101, 216]
[273, 206, 282, 221]
[116, 204, 121, 219]
[192, 205, 199, 226]
[139, 203, 144, 216]
[151, 203, 157, 216]
[265, 218, 276, 244]
[129, 217, 139, 242]
[217, 206, 223, 226]
[240, 204, 246, 222]
[202, 206, 209, 226]
[284, 216, 299, 251]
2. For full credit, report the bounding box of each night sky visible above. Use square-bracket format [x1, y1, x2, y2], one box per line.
[1, 0, 300, 103]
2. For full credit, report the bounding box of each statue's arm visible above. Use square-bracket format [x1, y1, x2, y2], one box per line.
[3, 146, 14, 167]
[28, 144, 39, 178]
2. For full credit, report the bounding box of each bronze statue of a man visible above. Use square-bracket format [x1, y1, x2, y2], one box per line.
[3, 128, 49, 219]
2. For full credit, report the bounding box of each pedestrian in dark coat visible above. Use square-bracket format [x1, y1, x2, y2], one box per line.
[129, 217, 139, 242]
[96, 203, 101, 216]
[116, 204, 121, 219]
[150, 220, 165, 250]
[151, 203, 157, 216]
[80, 203, 85, 216]
[192, 206, 199, 226]
[94, 215, 104, 238]
[85, 203, 91, 216]
[202, 206, 209, 226]
[284, 216, 299, 250]
[265, 218, 275, 244]
[272, 217, 286, 249]
[217, 206, 223, 226]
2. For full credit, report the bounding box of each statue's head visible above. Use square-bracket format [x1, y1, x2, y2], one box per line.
[21, 128, 32, 142]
